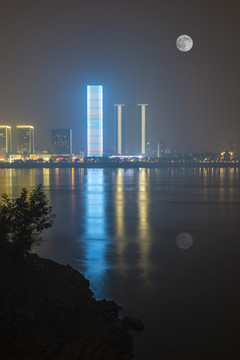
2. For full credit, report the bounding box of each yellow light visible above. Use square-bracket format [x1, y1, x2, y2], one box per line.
[0, 125, 11, 128]
[141, 106, 146, 154]
[118, 106, 122, 155]
[17, 125, 34, 129]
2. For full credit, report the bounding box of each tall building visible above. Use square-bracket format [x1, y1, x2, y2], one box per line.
[51, 129, 72, 155]
[87, 85, 103, 157]
[137, 104, 148, 156]
[17, 126, 34, 153]
[114, 104, 125, 155]
[157, 140, 165, 158]
[0, 126, 11, 153]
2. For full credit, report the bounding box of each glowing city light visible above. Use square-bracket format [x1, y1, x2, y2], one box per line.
[87, 85, 103, 157]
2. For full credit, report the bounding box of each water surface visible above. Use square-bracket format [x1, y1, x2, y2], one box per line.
[1, 167, 240, 358]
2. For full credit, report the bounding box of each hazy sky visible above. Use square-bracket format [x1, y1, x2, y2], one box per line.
[0, 0, 240, 153]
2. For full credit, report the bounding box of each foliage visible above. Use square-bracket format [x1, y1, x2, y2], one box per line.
[0, 184, 55, 255]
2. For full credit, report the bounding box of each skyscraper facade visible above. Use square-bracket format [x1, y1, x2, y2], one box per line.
[114, 104, 125, 155]
[137, 104, 148, 156]
[17, 126, 34, 153]
[0, 126, 11, 153]
[87, 85, 103, 157]
[51, 129, 72, 155]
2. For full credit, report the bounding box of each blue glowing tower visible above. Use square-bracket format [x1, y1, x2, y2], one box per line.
[87, 85, 103, 157]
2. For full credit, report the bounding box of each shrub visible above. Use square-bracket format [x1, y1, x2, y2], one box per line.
[0, 184, 55, 255]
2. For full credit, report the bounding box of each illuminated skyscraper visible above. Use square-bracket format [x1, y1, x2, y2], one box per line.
[87, 85, 103, 157]
[114, 104, 125, 155]
[17, 125, 34, 153]
[0, 126, 11, 153]
[137, 104, 148, 156]
[51, 129, 72, 155]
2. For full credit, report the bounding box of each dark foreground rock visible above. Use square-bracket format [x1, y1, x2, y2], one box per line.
[0, 250, 141, 359]
[123, 316, 144, 331]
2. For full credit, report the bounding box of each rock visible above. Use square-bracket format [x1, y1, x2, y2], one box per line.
[123, 316, 144, 331]
[0, 252, 135, 359]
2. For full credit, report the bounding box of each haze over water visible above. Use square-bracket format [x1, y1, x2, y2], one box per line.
[1, 167, 240, 358]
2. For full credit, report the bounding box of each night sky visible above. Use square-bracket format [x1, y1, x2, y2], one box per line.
[0, 0, 240, 153]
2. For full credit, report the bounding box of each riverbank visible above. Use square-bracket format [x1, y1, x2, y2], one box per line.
[0, 161, 239, 169]
[0, 248, 143, 359]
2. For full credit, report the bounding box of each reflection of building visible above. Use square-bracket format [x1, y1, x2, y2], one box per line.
[114, 104, 125, 155]
[51, 129, 72, 155]
[17, 126, 34, 153]
[116, 169, 125, 248]
[157, 140, 165, 158]
[137, 104, 148, 156]
[0, 126, 11, 153]
[87, 85, 103, 157]
[138, 168, 150, 271]
[84, 169, 106, 297]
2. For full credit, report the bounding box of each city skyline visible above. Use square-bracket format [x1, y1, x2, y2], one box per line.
[1, 120, 240, 157]
[0, 1, 240, 154]
[1, 2, 240, 359]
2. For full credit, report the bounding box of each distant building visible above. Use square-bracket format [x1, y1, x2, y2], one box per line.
[220, 151, 234, 161]
[137, 104, 148, 156]
[157, 140, 165, 158]
[51, 129, 72, 155]
[114, 104, 125, 155]
[0, 126, 11, 153]
[17, 126, 34, 153]
[171, 147, 180, 158]
[87, 85, 103, 157]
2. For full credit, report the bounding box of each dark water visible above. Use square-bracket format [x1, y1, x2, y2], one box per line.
[1, 167, 240, 358]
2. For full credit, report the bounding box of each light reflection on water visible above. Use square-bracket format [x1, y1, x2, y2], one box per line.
[83, 169, 108, 289]
[1, 167, 240, 358]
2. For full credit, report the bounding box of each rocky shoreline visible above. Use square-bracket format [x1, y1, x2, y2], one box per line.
[0, 250, 143, 359]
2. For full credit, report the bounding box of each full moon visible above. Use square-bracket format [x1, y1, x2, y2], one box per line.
[176, 232, 193, 249]
[176, 35, 193, 52]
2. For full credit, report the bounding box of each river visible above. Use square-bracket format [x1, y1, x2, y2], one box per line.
[1, 167, 240, 358]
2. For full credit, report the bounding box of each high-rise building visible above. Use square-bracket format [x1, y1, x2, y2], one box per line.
[157, 140, 165, 158]
[0, 126, 11, 153]
[137, 104, 148, 156]
[17, 126, 34, 153]
[114, 104, 125, 155]
[51, 129, 72, 155]
[87, 85, 103, 157]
